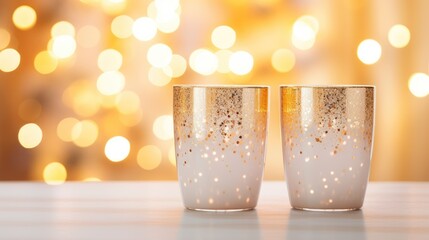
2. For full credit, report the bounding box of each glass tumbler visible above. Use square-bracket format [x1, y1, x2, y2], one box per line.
[173, 85, 269, 211]
[280, 85, 375, 211]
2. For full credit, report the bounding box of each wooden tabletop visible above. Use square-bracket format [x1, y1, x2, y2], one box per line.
[0, 181, 428, 240]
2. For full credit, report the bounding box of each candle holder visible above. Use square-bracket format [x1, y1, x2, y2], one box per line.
[280, 85, 375, 211]
[173, 85, 269, 211]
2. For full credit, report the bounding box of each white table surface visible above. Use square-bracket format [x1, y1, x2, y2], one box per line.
[0, 181, 428, 240]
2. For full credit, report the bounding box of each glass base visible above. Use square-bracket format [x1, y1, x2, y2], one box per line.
[185, 207, 255, 212]
[292, 207, 361, 212]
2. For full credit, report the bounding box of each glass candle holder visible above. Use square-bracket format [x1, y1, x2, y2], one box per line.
[173, 85, 269, 211]
[280, 85, 375, 211]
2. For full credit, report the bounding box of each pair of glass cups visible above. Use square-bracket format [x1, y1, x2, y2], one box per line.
[173, 85, 375, 212]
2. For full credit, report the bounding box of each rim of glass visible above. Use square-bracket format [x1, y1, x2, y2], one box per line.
[174, 84, 269, 89]
[280, 85, 375, 88]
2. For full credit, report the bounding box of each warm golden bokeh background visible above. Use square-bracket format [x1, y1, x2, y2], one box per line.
[0, 0, 428, 183]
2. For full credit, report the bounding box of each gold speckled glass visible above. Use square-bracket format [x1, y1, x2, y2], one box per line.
[281, 85, 375, 211]
[173, 85, 269, 211]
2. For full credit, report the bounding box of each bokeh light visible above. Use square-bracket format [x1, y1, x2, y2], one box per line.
[215, 50, 232, 73]
[189, 49, 218, 75]
[115, 91, 141, 114]
[18, 123, 43, 149]
[229, 51, 254, 75]
[152, 0, 182, 34]
[0, 28, 11, 50]
[0, 48, 21, 72]
[111, 15, 134, 39]
[105, 136, 131, 162]
[51, 21, 75, 37]
[153, 115, 174, 140]
[132, 17, 157, 41]
[357, 39, 382, 65]
[271, 48, 295, 73]
[211, 25, 236, 49]
[43, 162, 67, 185]
[154, 0, 180, 12]
[137, 145, 162, 170]
[147, 43, 173, 68]
[77, 25, 100, 48]
[167, 54, 187, 78]
[34, 51, 58, 74]
[168, 145, 176, 166]
[148, 67, 172, 86]
[97, 71, 126, 95]
[57, 117, 80, 142]
[292, 15, 319, 50]
[98, 49, 123, 72]
[71, 120, 99, 147]
[408, 73, 429, 97]
[51, 35, 77, 59]
[388, 24, 411, 48]
[156, 12, 180, 33]
[12, 5, 37, 30]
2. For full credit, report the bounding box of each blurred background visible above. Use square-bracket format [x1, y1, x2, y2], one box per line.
[0, 0, 428, 183]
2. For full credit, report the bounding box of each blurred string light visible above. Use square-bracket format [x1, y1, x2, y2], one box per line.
[98, 49, 123, 72]
[166, 54, 187, 78]
[168, 145, 176, 166]
[18, 123, 43, 149]
[111, 15, 134, 39]
[76, 25, 100, 48]
[0, 48, 21, 72]
[189, 48, 218, 75]
[57, 117, 79, 142]
[147, 43, 173, 68]
[292, 15, 319, 50]
[115, 91, 141, 114]
[148, 67, 172, 86]
[229, 51, 254, 75]
[105, 136, 131, 162]
[34, 51, 58, 74]
[137, 145, 162, 170]
[388, 24, 410, 48]
[211, 25, 236, 49]
[408, 73, 429, 97]
[43, 162, 67, 185]
[357, 39, 382, 65]
[153, 115, 174, 140]
[0, 28, 11, 50]
[97, 71, 126, 95]
[132, 17, 157, 41]
[12, 5, 37, 30]
[71, 120, 99, 147]
[215, 50, 232, 73]
[271, 48, 295, 73]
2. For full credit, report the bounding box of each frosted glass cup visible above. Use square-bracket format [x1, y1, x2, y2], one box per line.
[280, 86, 375, 211]
[173, 85, 269, 211]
